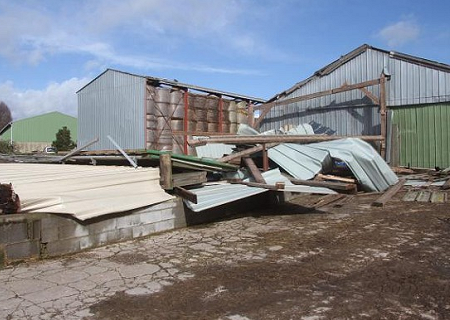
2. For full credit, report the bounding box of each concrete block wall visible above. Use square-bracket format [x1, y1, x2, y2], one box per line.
[0, 199, 186, 266]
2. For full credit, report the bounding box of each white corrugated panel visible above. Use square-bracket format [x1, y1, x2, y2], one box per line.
[0, 163, 174, 220]
[184, 168, 336, 212]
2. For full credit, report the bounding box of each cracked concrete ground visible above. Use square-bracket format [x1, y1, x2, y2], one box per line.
[1, 192, 450, 320]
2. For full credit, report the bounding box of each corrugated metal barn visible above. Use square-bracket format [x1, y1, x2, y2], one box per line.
[259, 44, 450, 169]
[77, 69, 265, 153]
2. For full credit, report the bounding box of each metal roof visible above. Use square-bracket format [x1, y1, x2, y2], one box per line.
[0, 163, 174, 220]
[184, 168, 336, 212]
[78, 69, 266, 104]
[268, 44, 450, 103]
[308, 138, 399, 192]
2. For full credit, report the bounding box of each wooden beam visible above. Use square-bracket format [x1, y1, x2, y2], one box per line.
[254, 78, 383, 128]
[441, 178, 450, 190]
[159, 153, 173, 190]
[359, 87, 379, 105]
[59, 137, 99, 162]
[372, 178, 406, 207]
[172, 171, 207, 188]
[228, 180, 284, 190]
[242, 157, 266, 183]
[173, 186, 197, 203]
[313, 194, 347, 208]
[316, 174, 356, 184]
[380, 73, 387, 159]
[218, 143, 279, 163]
[289, 177, 357, 193]
[188, 135, 384, 147]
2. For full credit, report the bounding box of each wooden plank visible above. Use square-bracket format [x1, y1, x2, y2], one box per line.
[402, 191, 418, 202]
[416, 191, 431, 202]
[332, 195, 353, 208]
[372, 178, 406, 207]
[253, 78, 383, 128]
[242, 157, 266, 184]
[441, 178, 450, 190]
[316, 174, 356, 184]
[188, 135, 384, 147]
[159, 153, 173, 190]
[430, 192, 446, 203]
[173, 186, 197, 204]
[172, 171, 207, 188]
[289, 177, 356, 192]
[218, 143, 279, 163]
[228, 180, 284, 191]
[313, 194, 347, 208]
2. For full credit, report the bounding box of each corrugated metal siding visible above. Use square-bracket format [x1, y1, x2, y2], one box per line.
[261, 48, 450, 132]
[0, 112, 77, 143]
[78, 70, 146, 151]
[391, 103, 450, 168]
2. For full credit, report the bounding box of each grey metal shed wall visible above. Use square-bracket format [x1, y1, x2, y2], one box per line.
[78, 70, 146, 151]
[261, 47, 450, 132]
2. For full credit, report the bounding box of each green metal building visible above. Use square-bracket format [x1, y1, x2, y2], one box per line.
[0, 111, 77, 153]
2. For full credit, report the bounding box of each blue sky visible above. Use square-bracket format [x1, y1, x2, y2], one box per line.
[1, 0, 449, 120]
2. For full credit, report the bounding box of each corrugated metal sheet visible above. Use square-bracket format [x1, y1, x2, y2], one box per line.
[0, 112, 77, 143]
[184, 168, 336, 212]
[78, 69, 146, 151]
[268, 144, 332, 180]
[195, 143, 236, 159]
[308, 138, 399, 192]
[0, 163, 174, 220]
[261, 46, 450, 133]
[391, 103, 450, 168]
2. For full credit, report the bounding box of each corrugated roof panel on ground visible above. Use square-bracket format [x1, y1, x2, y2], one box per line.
[184, 168, 336, 212]
[308, 138, 398, 191]
[268, 144, 331, 180]
[0, 163, 174, 220]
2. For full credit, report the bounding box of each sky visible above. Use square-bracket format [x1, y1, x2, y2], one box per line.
[1, 0, 449, 120]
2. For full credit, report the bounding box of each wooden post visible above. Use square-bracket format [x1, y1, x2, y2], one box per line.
[380, 72, 387, 159]
[372, 178, 406, 207]
[262, 143, 269, 171]
[183, 90, 189, 155]
[159, 153, 173, 190]
[243, 157, 266, 183]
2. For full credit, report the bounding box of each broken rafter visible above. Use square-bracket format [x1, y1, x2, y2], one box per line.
[242, 157, 266, 184]
[218, 143, 279, 163]
[372, 178, 406, 207]
[189, 135, 384, 147]
[289, 177, 357, 193]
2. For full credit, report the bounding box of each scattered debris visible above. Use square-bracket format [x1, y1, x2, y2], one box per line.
[0, 183, 21, 214]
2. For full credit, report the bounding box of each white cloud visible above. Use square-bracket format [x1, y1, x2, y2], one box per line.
[0, 0, 270, 72]
[0, 78, 90, 120]
[378, 17, 420, 47]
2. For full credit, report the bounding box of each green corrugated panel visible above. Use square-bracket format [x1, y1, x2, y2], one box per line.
[0, 112, 77, 143]
[391, 103, 450, 168]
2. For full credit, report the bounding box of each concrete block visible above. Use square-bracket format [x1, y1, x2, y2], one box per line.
[0, 221, 29, 243]
[132, 224, 156, 238]
[79, 236, 95, 251]
[139, 210, 162, 224]
[116, 214, 141, 229]
[0, 244, 5, 268]
[58, 222, 90, 240]
[118, 228, 133, 240]
[45, 238, 80, 257]
[160, 209, 175, 221]
[153, 220, 175, 233]
[5, 240, 40, 260]
[173, 216, 187, 229]
[40, 218, 60, 243]
[87, 219, 117, 235]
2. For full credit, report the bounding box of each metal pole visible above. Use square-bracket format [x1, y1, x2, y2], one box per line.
[107, 135, 138, 168]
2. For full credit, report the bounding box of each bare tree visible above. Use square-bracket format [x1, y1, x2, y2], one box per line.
[0, 101, 12, 131]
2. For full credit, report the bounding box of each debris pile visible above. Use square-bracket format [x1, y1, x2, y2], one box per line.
[0, 183, 21, 215]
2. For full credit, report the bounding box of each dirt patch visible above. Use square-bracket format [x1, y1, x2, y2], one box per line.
[87, 193, 450, 320]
